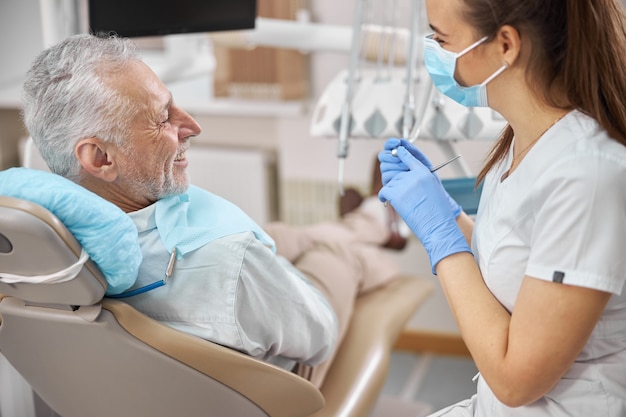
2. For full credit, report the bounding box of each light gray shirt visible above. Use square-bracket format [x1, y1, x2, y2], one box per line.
[124, 203, 338, 371]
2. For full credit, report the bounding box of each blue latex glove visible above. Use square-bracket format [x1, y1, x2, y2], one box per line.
[378, 145, 472, 274]
[379, 138, 463, 218]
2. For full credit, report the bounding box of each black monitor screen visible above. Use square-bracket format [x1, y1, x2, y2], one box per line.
[88, 0, 257, 37]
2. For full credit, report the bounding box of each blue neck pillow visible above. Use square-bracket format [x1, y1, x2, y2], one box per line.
[0, 167, 141, 295]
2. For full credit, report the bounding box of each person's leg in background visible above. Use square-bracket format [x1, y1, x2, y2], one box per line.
[265, 155, 407, 259]
[337, 155, 410, 250]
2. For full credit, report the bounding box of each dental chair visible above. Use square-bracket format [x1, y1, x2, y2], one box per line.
[0, 191, 432, 417]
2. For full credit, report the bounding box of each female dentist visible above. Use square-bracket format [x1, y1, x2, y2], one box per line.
[378, 0, 626, 415]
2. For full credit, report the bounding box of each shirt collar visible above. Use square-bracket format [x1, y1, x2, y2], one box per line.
[127, 203, 157, 233]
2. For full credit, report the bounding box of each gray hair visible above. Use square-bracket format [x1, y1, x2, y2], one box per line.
[21, 34, 141, 180]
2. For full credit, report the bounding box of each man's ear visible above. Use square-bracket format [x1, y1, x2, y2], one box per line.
[75, 138, 119, 182]
[495, 24, 521, 67]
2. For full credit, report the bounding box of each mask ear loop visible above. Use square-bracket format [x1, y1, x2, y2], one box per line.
[481, 62, 509, 85]
[456, 36, 489, 58]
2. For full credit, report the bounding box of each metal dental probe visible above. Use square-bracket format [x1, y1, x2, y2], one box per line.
[429, 154, 461, 173]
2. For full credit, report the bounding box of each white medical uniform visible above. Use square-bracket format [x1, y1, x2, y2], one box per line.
[431, 110, 626, 416]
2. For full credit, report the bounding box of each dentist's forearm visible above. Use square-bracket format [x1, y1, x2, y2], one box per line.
[434, 253, 517, 399]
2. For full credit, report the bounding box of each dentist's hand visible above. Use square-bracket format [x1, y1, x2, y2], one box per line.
[378, 145, 471, 274]
[379, 138, 463, 218]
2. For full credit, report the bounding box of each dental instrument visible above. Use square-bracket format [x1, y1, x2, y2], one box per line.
[429, 154, 461, 173]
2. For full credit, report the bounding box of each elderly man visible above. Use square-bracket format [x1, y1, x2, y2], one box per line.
[21, 33, 402, 386]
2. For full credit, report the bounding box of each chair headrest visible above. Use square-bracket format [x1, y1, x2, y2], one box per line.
[0, 196, 107, 305]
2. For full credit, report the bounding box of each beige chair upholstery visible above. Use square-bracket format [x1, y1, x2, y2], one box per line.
[0, 195, 432, 417]
[314, 273, 431, 417]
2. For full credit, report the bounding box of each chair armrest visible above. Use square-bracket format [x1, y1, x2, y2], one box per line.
[312, 274, 433, 417]
[102, 298, 324, 417]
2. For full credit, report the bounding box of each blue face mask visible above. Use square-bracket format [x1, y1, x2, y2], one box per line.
[423, 34, 508, 107]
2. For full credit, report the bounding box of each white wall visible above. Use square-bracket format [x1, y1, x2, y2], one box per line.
[0, 1, 44, 89]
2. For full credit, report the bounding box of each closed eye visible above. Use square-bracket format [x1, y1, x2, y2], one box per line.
[159, 112, 170, 127]
[432, 35, 446, 45]
[426, 32, 445, 45]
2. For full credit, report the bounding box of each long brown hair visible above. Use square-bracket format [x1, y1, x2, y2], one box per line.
[465, 0, 626, 184]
